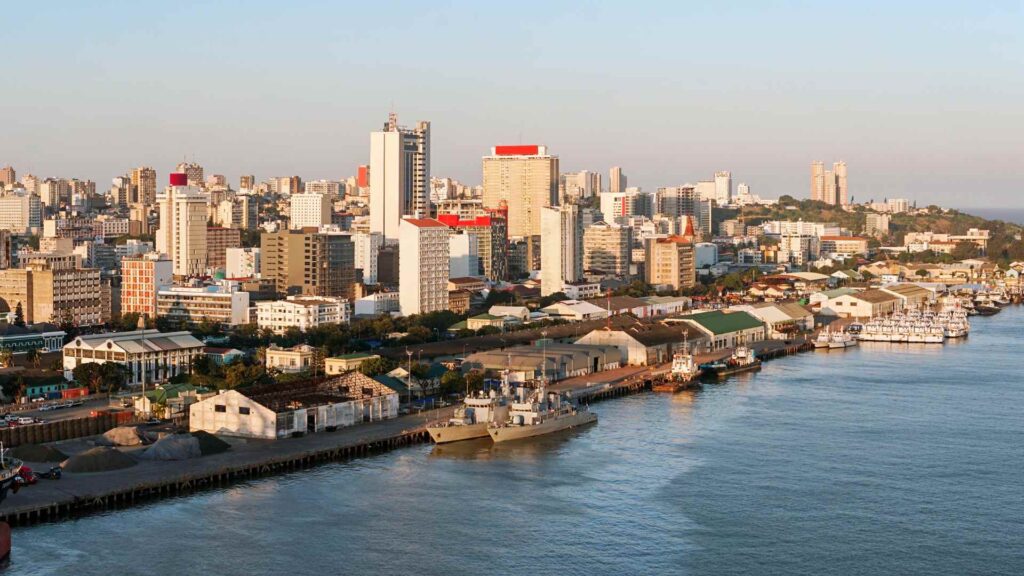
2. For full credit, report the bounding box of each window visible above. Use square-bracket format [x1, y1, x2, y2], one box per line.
[239, 406, 251, 415]
[214, 405, 226, 413]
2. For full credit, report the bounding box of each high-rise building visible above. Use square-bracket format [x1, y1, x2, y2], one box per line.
[540, 204, 582, 297]
[482, 145, 558, 239]
[833, 161, 848, 205]
[865, 213, 890, 238]
[560, 170, 601, 201]
[289, 192, 332, 229]
[436, 205, 509, 281]
[357, 165, 370, 189]
[645, 235, 696, 291]
[448, 232, 479, 279]
[120, 253, 173, 318]
[714, 171, 732, 205]
[352, 231, 384, 285]
[609, 166, 626, 193]
[398, 218, 449, 316]
[175, 162, 205, 187]
[39, 178, 71, 209]
[656, 186, 700, 219]
[811, 161, 825, 202]
[131, 166, 157, 206]
[0, 261, 102, 326]
[261, 228, 355, 299]
[824, 170, 837, 205]
[304, 180, 343, 198]
[206, 227, 241, 271]
[0, 166, 15, 187]
[20, 174, 39, 195]
[156, 173, 209, 278]
[695, 180, 716, 202]
[240, 175, 255, 191]
[369, 113, 431, 242]
[0, 192, 41, 233]
[583, 221, 631, 277]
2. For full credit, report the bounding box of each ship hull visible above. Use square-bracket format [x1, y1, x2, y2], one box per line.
[427, 422, 490, 444]
[828, 340, 857, 349]
[705, 360, 762, 378]
[488, 411, 597, 443]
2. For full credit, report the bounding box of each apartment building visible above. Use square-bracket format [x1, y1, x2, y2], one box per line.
[206, 226, 242, 271]
[0, 192, 42, 233]
[645, 235, 696, 291]
[121, 253, 173, 318]
[583, 222, 632, 277]
[481, 145, 558, 239]
[256, 296, 350, 334]
[399, 218, 450, 315]
[156, 283, 250, 326]
[261, 228, 356, 299]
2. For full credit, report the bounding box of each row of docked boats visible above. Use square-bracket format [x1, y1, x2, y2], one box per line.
[849, 305, 971, 344]
[426, 377, 596, 445]
[813, 329, 858, 350]
[652, 345, 763, 393]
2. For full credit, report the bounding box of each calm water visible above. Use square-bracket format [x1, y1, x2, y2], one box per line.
[12, 308, 1024, 575]
[960, 207, 1024, 225]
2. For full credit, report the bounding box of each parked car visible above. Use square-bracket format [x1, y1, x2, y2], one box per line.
[17, 417, 35, 425]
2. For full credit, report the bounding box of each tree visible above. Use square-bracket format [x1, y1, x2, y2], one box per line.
[538, 292, 569, 308]
[25, 348, 41, 368]
[0, 349, 12, 368]
[952, 241, 979, 260]
[73, 363, 127, 395]
[465, 371, 484, 393]
[439, 371, 465, 396]
[358, 356, 398, 377]
[915, 269, 930, 279]
[12, 303, 25, 327]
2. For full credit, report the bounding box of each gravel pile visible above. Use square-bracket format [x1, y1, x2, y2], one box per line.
[95, 426, 144, 447]
[10, 444, 67, 463]
[191, 431, 231, 455]
[61, 447, 137, 473]
[139, 434, 201, 461]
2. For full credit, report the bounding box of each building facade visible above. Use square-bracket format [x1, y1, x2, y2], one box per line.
[121, 253, 173, 318]
[481, 145, 558, 239]
[399, 218, 449, 316]
[156, 173, 208, 277]
[256, 296, 350, 334]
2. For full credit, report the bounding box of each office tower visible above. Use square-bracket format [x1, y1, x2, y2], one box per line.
[540, 204, 582, 297]
[261, 228, 355, 298]
[698, 199, 713, 237]
[656, 186, 701, 219]
[0, 192, 42, 233]
[695, 180, 716, 202]
[175, 162, 205, 187]
[714, 171, 732, 205]
[398, 218, 449, 315]
[121, 253, 173, 318]
[810, 161, 826, 202]
[240, 175, 255, 191]
[370, 113, 431, 242]
[482, 145, 558, 239]
[609, 166, 626, 193]
[206, 226, 241, 271]
[833, 161, 848, 205]
[290, 192, 332, 229]
[38, 178, 71, 209]
[583, 221, 631, 276]
[131, 166, 157, 206]
[376, 244, 400, 285]
[645, 235, 696, 291]
[225, 247, 261, 279]
[824, 170, 837, 205]
[352, 231, 384, 285]
[0, 166, 14, 187]
[737, 183, 751, 198]
[156, 173, 209, 278]
[436, 204, 509, 281]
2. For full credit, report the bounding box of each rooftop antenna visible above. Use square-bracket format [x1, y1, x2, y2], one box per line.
[605, 289, 612, 330]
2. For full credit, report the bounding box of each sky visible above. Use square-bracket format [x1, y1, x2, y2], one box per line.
[1, 1, 1022, 209]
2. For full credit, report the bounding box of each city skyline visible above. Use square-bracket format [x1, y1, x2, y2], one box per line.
[2, 2, 1022, 208]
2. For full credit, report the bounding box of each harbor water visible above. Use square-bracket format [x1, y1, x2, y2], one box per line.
[11, 307, 1024, 575]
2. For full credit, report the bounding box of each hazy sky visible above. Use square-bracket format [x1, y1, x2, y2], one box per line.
[2, 2, 1022, 208]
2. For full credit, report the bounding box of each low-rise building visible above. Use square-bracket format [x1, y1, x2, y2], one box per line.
[0, 323, 66, 353]
[325, 353, 379, 375]
[447, 277, 487, 293]
[540, 300, 609, 322]
[448, 290, 471, 314]
[583, 295, 653, 318]
[266, 344, 317, 373]
[256, 296, 349, 334]
[353, 292, 400, 317]
[823, 288, 901, 318]
[62, 330, 205, 385]
[488, 306, 531, 323]
[156, 283, 250, 326]
[881, 283, 935, 309]
[462, 342, 621, 383]
[189, 371, 400, 439]
[679, 310, 766, 350]
[734, 302, 814, 339]
[575, 319, 707, 366]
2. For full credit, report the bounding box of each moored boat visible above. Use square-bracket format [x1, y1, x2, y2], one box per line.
[487, 383, 596, 443]
[700, 346, 762, 378]
[652, 351, 703, 393]
[427, 382, 511, 444]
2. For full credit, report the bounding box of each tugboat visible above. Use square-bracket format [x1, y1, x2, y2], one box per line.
[427, 378, 511, 444]
[652, 351, 703, 393]
[700, 346, 762, 378]
[487, 381, 596, 443]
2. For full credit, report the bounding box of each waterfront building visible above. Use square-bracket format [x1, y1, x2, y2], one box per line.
[256, 295, 350, 335]
[540, 204, 582, 297]
[62, 329, 204, 385]
[462, 342, 620, 383]
[680, 310, 767, 350]
[156, 173, 209, 278]
[482, 145, 558, 239]
[398, 218, 449, 316]
[821, 288, 901, 318]
[121, 253, 173, 319]
[155, 283, 250, 326]
[733, 303, 814, 339]
[370, 113, 431, 242]
[189, 371, 400, 440]
[540, 299, 608, 322]
[576, 318, 707, 366]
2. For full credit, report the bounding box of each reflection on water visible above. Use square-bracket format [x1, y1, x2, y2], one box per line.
[429, 425, 595, 461]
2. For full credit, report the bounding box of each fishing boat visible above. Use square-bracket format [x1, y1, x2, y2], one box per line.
[700, 346, 761, 378]
[813, 329, 833, 349]
[828, 330, 858, 349]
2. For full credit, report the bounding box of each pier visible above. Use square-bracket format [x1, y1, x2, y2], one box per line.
[0, 338, 810, 527]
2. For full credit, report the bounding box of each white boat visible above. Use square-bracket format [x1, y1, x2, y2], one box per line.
[828, 331, 858, 349]
[487, 383, 596, 443]
[428, 382, 511, 444]
[813, 329, 833, 349]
